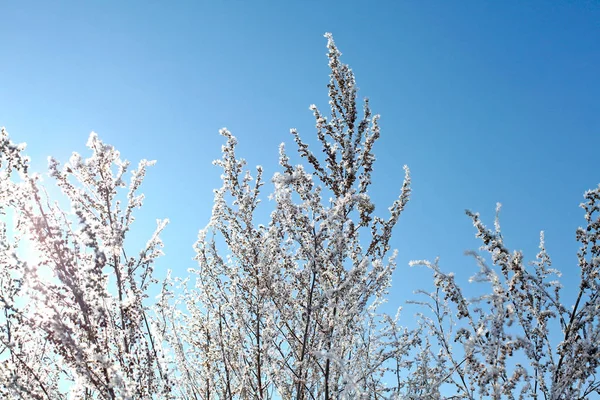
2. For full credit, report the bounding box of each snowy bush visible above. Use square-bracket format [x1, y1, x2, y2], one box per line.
[1, 34, 599, 399]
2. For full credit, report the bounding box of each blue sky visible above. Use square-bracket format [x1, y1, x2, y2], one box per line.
[1, 1, 599, 317]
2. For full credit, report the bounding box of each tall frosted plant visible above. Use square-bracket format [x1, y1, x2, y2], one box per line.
[166, 33, 414, 399]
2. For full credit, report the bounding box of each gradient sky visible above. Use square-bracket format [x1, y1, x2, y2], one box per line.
[1, 1, 599, 322]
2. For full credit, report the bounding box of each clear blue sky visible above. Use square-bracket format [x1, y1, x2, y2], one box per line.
[1, 1, 599, 315]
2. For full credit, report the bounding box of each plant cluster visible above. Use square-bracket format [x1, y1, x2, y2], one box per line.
[1, 34, 599, 399]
